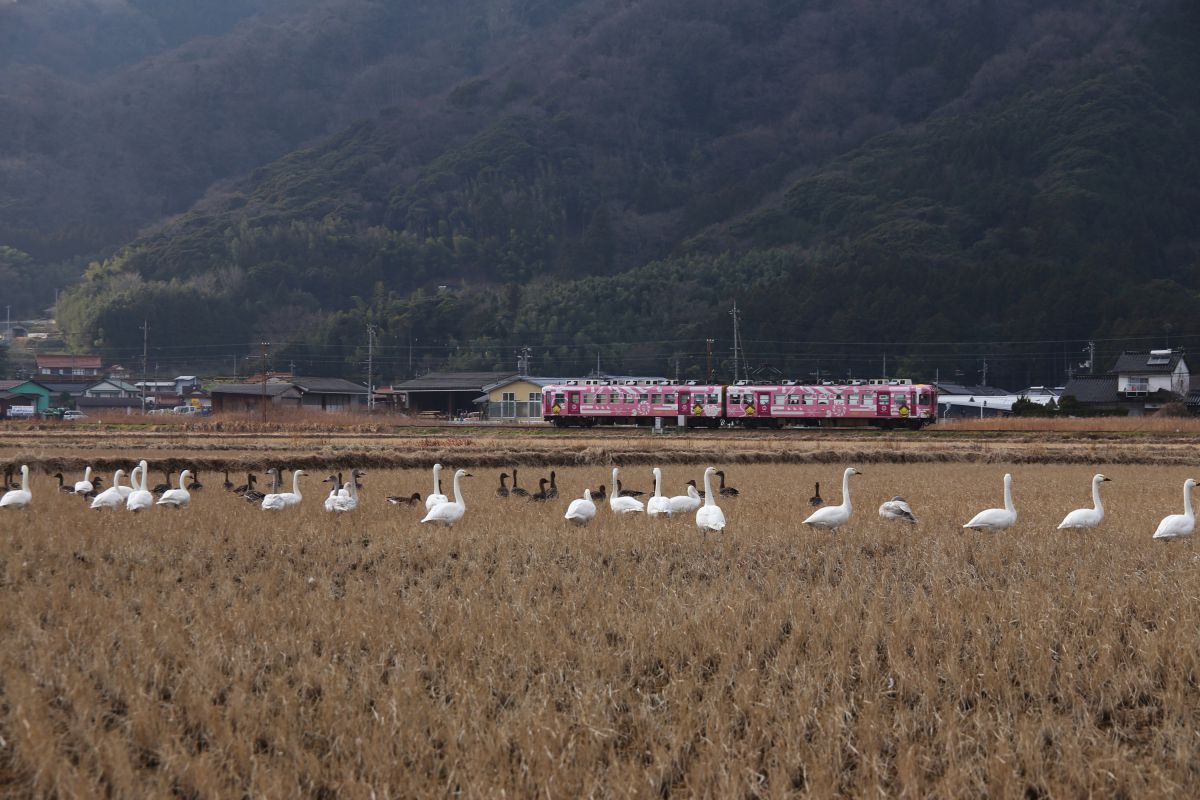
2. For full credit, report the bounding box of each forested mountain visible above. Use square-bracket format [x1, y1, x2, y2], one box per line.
[4, 0, 1198, 387]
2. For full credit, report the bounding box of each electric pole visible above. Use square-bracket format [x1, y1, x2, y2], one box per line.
[140, 320, 149, 411]
[730, 302, 742, 383]
[260, 341, 269, 421]
[882, 352, 887, 379]
[1088, 340, 1096, 375]
[981, 359, 989, 387]
[517, 346, 532, 376]
[366, 325, 375, 412]
[706, 338, 714, 383]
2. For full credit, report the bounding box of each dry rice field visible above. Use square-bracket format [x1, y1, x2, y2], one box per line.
[2, 450, 1200, 797]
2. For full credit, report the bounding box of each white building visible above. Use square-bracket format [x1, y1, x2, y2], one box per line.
[1111, 350, 1189, 398]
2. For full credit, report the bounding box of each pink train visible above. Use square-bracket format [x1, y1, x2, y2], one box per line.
[542, 379, 937, 429]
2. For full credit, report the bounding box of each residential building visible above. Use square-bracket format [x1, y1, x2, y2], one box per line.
[208, 377, 368, 414]
[390, 371, 518, 417]
[479, 376, 566, 421]
[1111, 349, 1190, 398]
[0, 379, 53, 412]
[36, 353, 102, 380]
[84, 378, 140, 398]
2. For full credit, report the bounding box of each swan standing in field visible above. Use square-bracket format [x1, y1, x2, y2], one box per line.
[323, 474, 341, 512]
[803, 468, 861, 530]
[425, 463, 448, 510]
[646, 468, 673, 517]
[73, 466, 94, 495]
[695, 467, 726, 534]
[331, 469, 363, 513]
[118, 466, 137, 499]
[963, 473, 1017, 531]
[1057, 474, 1112, 530]
[263, 470, 305, 510]
[565, 488, 597, 526]
[1153, 478, 1197, 541]
[90, 469, 129, 510]
[0, 465, 31, 509]
[879, 496, 917, 524]
[668, 484, 702, 515]
[126, 461, 154, 512]
[609, 468, 644, 514]
[421, 469, 471, 525]
[156, 469, 193, 508]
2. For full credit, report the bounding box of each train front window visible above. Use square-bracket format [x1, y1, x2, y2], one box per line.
[918, 392, 930, 405]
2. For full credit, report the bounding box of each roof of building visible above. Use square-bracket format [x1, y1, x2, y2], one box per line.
[0, 391, 24, 402]
[1063, 375, 1121, 404]
[481, 376, 570, 392]
[1111, 350, 1187, 375]
[292, 377, 368, 395]
[0, 379, 51, 393]
[35, 353, 102, 368]
[86, 378, 140, 393]
[392, 371, 518, 392]
[932, 382, 1010, 397]
[39, 381, 91, 395]
[209, 383, 301, 397]
[77, 396, 144, 408]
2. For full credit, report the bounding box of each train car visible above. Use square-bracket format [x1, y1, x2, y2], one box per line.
[542, 380, 725, 427]
[724, 379, 937, 428]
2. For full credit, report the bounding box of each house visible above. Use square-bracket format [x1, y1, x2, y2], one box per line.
[35, 353, 103, 380]
[0, 379, 53, 412]
[478, 376, 568, 421]
[1062, 350, 1191, 416]
[931, 382, 1056, 419]
[38, 381, 91, 408]
[134, 381, 180, 408]
[84, 378, 140, 398]
[209, 382, 303, 414]
[292, 377, 369, 412]
[390, 371, 518, 417]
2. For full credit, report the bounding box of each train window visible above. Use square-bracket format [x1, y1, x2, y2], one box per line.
[863, 392, 874, 404]
[665, 393, 676, 403]
[817, 396, 829, 405]
[879, 393, 890, 404]
[554, 393, 565, 404]
[708, 393, 719, 404]
[729, 393, 740, 404]
[651, 393, 662, 404]
[802, 395, 814, 405]
[774, 394, 786, 404]
[788, 394, 800, 404]
[835, 393, 843, 402]
[848, 393, 858, 405]
[918, 392, 930, 405]
[583, 393, 594, 403]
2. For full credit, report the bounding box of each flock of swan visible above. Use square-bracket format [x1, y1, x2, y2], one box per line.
[1, 460, 1197, 540]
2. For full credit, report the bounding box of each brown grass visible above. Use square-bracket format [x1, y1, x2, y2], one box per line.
[941, 416, 1200, 433]
[3, 463, 1199, 797]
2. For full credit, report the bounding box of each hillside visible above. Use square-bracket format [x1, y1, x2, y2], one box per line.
[9, 0, 1200, 387]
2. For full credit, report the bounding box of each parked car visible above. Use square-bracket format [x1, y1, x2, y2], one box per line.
[62, 410, 88, 421]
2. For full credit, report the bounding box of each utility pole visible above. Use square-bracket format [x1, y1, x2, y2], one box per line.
[981, 359, 989, 387]
[140, 320, 149, 411]
[517, 346, 532, 376]
[706, 338, 714, 383]
[882, 352, 887, 379]
[1088, 341, 1096, 375]
[366, 325, 375, 412]
[260, 341, 269, 422]
[730, 302, 742, 383]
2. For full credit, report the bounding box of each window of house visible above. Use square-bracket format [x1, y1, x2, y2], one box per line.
[529, 392, 540, 402]
[502, 392, 515, 402]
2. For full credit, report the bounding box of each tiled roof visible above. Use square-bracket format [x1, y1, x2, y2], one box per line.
[209, 383, 300, 397]
[1110, 350, 1186, 375]
[1063, 375, 1120, 404]
[392, 371, 518, 392]
[35, 354, 102, 368]
[293, 377, 368, 395]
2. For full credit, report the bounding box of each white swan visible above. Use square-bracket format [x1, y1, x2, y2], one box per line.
[90, 469, 128, 510]
[565, 488, 597, 526]
[73, 466, 94, 495]
[262, 469, 305, 510]
[331, 469, 362, 513]
[646, 468, 672, 517]
[668, 484, 701, 515]
[609, 468, 644, 514]
[695, 467, 726, 533]
[1153, 478, 1197, 541]
[126, 460, 154, 512]
[803, 468, 861, 530]
[963, 473, 1017, 531]
[424, 463, 448, 510]
[1057, 474, 1111, 530]
[119, 465, 136, 499]
[323, 474, 341, 512]
[879, 496, 917, 524]
[156, 469, 192, 508]
[421, 469, 471, 525]
[0, 465, 31, 509]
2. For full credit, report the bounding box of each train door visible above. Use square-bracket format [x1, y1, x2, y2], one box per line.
[567, 390, 581, 415]
[756, 391, 772, 417]
[677, 391, 691, 416]
[876, 391, 891, 417]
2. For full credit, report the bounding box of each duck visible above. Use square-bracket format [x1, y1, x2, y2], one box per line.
[3, 465, 20, 490]
[589, 483, 607, 502]
[803, 468, 862, 530]
[1057, 474, 1111, 530]
[715, 470, 739, 497]
[262, 469, 305, 510]
[529, 478, 551, 502]
[0, 465, 31, 509]
[647, 468, 673, 517]
[809, 482, 823, 507]
[421, 469, 472, 526]
[564, 489, 597, 526]
[126, 461, 154, 512]
[151, 468, 174, 496]
[425, 463, 448, 509]
[1152, 478, 1197, 541]
[387, 492, 422, 506]
[496, 473, 510, 498]
[89, 469, 128, 510]
[963, 473, 1018, 531]
[186, 470, 203, 491]
[616, 479, 645, 498]
[509, 467, 530, 498]
[669, 484, 702, 515]
[609, 468, 644, 514]
[81, 476, 104, 499]
[546, 471, 559, 500]
[242, 473, 266, 503]
[52, 472, 73, 494]
[879, 496, 917, 524]
[233, 472, 255, 495]
[222, 470, 235, 491]
[156, 470, 193, 508]
[695, 467, 726, 534]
